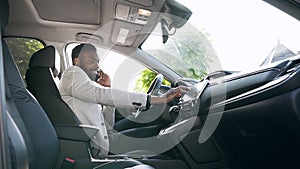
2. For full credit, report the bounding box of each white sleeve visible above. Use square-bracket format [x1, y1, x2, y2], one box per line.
[59, 66, 148, 109]
[102, 106, 115, 130]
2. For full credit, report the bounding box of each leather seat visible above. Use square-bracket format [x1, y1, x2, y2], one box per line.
[1, 0, 152, 168]
[26, 45, 79, 125]
[25, 45, 100, 167]
[2, 0, 58, 168]
[4, 42, 59, 169]
[24, 45, 154, 168]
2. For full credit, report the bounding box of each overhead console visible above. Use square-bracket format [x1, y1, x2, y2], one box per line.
[111, 1, 155, 46]
[111, 0, 192, 46]
[114, 3, 152, 25]
[125, 0, 153, 7]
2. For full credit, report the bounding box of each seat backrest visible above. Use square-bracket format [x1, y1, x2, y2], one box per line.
[3, 36, 59, 169]
[2, 0, 60, 168]
[25, 46, 80, 125]
[1, 1, 28, 168]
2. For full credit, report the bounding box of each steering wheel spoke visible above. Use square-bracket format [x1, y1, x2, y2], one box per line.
[134, 74, 164, 119]
[147, 74, 164, 95]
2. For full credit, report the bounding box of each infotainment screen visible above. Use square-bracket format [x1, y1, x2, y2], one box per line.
[181, 79, 209, 102]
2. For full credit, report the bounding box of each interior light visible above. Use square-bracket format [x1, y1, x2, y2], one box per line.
[138, 9, 151, 16]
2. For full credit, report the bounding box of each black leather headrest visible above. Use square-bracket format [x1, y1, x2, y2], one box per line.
[29, 46, 61, 76]
[0, 0, 9, 33]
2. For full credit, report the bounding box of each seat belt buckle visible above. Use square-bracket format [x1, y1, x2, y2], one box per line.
[61, 157, 76, 169]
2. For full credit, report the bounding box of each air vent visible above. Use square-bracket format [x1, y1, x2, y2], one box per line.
[276, 56, 300, 77]
[286, 59, 300, 74]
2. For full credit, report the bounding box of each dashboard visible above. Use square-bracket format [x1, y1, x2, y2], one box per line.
[158, 56, 300, 139]
[175, 79, 209, 121]
[157, 79, 209, 138]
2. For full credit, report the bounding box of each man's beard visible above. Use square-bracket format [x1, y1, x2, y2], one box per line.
[88, 71, 97, 81]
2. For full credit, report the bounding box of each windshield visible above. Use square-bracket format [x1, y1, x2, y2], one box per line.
[142, 0, 300, 79]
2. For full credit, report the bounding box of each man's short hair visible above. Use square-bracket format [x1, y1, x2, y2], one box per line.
[72, 43, 97, 65]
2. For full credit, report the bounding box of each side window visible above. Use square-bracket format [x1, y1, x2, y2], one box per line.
[4, 37, 44, 84]
[101, 54, 171, 93]
[65, 43, 170, 93]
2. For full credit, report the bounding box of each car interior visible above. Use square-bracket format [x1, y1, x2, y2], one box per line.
[1, 0, 300, 169]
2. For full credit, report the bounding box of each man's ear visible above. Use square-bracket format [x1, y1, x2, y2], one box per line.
[74, 58, 79, 65]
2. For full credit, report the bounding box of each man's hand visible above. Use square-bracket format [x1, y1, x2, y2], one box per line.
[96, 70, 111, 87]
[150, 86, 190, 104]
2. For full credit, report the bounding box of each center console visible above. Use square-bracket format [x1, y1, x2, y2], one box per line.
[158, 79, 209, 138]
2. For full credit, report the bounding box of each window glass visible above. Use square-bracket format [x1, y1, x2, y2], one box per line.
[65, 43, 170, 93]
[4, 38, 44, 84]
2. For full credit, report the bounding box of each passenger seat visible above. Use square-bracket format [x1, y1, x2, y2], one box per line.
[1, 0, 153, 168]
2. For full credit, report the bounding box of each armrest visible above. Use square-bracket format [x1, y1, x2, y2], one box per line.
[54, 124, 99, 142]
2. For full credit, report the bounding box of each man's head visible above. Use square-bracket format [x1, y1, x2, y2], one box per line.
[72, 43, 99, 80]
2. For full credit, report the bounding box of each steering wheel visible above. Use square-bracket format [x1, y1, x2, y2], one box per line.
[147, 74, 164, 95]
[134, 74, 163, 118]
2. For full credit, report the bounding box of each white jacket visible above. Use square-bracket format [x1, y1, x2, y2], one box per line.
[58, 66, 148, 154]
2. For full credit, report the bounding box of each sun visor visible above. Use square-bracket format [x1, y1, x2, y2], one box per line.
[32, 0, 101, 24]
[111, 20, 143, 46]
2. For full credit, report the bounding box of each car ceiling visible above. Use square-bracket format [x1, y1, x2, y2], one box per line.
[4, 0, 300, 51]
[5, 0, 164, 50]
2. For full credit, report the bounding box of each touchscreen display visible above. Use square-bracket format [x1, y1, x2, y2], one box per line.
[182, 79, 209, 102]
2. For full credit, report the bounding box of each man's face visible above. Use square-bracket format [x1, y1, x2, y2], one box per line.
[76, 49, 100, 80]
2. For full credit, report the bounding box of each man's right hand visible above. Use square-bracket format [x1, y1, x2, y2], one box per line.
[96, 70, 111, 87]
[150, 86, 190, 104]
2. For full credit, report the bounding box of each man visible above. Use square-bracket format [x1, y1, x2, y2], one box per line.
[58, 43, 187, 156]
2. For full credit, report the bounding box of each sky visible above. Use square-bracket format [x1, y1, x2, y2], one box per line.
[177, 0, 300, 71]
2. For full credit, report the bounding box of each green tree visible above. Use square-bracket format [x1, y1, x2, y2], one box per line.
[135, 26, 216, 92]
[134, 69, 171, 93]
[5, 38, 44, 81]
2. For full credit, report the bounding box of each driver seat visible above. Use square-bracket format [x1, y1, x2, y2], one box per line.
[25, 45, 154, 168]
[25, 45, 79, 126]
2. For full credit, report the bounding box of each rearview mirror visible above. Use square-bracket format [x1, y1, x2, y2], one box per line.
[161, 19, 169, 44]
[160, 0, 192, 43]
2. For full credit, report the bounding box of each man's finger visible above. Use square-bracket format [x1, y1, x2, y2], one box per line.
[180, 86, 190, 95]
